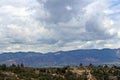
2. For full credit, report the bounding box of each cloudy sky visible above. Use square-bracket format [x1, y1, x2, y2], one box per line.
[0, 0, 120, 53]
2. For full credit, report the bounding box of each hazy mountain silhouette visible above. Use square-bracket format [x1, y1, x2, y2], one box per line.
[0, 48, 119, 67]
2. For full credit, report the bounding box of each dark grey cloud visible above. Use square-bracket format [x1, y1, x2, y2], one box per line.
[85, 16, 115, 40]
[37, 0, 93, 23]
[36, 0, 117, 42]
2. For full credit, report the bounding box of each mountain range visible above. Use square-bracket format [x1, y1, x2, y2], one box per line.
[0, 48, 120, 67]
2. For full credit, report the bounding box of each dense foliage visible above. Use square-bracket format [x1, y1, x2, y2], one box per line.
[0, 64, 120, 80]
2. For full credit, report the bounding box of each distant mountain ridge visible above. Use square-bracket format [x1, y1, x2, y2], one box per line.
[0, 48, 119, 67]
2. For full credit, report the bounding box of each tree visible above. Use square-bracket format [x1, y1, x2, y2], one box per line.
[20, 63, 24, 68]
[0, 64, 7, 71]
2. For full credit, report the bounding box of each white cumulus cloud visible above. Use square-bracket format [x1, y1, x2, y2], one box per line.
[0, 0, 120, 53]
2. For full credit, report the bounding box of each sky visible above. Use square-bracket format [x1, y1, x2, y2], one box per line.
[0, 0, 120, 53]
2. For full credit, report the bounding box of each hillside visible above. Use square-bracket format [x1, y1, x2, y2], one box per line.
[0, 48, 119, 67]
[0, 64, 120, 80]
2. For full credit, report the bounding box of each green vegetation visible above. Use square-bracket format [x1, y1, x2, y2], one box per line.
[0, 64, 120, 80]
